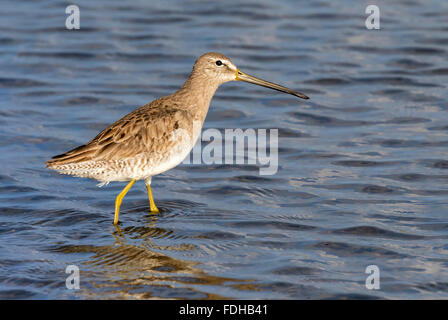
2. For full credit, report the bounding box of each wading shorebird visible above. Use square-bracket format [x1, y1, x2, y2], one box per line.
[46, 52, 309, 224]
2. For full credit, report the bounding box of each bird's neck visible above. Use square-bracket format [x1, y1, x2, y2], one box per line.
[173, 72, 220, 120]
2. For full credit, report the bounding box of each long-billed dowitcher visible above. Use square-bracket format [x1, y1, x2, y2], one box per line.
[46, 52, 309, 224]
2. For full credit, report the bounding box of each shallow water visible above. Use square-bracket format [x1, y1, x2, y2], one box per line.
[1, 0, 448, 299]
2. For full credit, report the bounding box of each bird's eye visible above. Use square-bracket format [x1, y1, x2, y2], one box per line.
[215, 60, 223, 66]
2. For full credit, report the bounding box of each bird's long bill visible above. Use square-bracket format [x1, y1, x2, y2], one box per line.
[236, 69, 309, 100]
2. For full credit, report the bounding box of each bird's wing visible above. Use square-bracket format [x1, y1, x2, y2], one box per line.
[46, 105, 193, 166]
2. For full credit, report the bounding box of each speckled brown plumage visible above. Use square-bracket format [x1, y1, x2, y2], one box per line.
[46, 100, 197, 183]
[46, 53, 230, 184]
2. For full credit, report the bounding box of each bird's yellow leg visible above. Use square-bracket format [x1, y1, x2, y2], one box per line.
[146, 182, 159, 213]
[114, 179, 136, 225]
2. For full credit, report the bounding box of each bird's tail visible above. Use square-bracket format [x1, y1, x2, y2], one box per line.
[46, 143, 96, 168]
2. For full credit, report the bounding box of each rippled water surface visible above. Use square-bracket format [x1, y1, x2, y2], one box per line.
[1, 0, 448, 299]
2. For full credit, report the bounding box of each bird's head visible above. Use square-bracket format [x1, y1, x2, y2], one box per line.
[192, 52, 309, 99]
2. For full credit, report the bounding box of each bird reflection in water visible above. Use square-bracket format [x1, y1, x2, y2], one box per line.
[58, 214, 252, 299]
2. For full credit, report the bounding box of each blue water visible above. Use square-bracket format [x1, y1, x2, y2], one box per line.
[0, 0, 448, 299]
